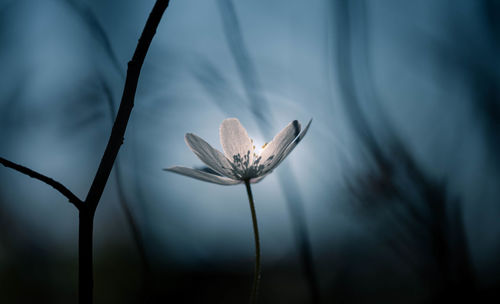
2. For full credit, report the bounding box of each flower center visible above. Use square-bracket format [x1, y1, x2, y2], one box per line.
[252, 138, 269, 158]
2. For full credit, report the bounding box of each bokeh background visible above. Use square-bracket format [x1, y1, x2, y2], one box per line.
[1, 0, 499, 303]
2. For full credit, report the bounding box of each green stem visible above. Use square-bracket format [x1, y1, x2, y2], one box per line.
[244, 180, 261, 304]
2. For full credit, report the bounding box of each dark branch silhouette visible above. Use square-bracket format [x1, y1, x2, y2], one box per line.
[78, 1, 170, 303]
[0, 157, 83, 208]
[0, 1, 170, 303]
[84, 0, 170, 211]
[100, 78, 152, 300]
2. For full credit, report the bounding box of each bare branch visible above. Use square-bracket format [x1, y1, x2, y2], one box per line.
[0, 157, 83, 208]
[84, 0, 170, 210]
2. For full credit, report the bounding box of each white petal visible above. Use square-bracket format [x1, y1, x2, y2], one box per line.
[257, 120, 301, 168]
[164, 166, 241, 185]
[250, 173, 269, 184]
[219, 118, 254, 172]
[276, 118, 312, 165]
[185, 133, 237, 178]
[260, 119, 312, 175]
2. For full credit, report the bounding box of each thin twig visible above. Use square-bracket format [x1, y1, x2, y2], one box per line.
[100, 79, 152, 299]
[84, 0, 170, 211]
[79, 1, 170, 303]
[0, 1, 170, 303]
[0, 157, 83, 208]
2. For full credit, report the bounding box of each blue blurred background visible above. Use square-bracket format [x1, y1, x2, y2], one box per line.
[0, 0, 499, 303]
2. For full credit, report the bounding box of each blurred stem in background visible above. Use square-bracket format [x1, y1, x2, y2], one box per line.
[0, 1, 170, 303]
[244, 180, 261, 304]
[331, 0, 475, 302]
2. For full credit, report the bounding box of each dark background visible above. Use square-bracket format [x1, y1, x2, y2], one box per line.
[0, 0, 499, 303]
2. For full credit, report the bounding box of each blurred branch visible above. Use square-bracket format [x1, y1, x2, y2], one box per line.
[0, 157, 83, 208]
[60, 0, 124, 77]
[333, 0, 475, 301]
[332, 0, 388, 169]
[216, 0, 272, 128]
[192, 58, 245, 116]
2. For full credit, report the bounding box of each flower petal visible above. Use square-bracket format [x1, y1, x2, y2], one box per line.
[185, 133, 237, 178]
[250, 173, 269, 184]
[220, 118, 254, 173]
[257, 120, 301, 168]
[276, 118, 312, 165]
[164, 166, 241, 185]
[260, 119, 312, 175]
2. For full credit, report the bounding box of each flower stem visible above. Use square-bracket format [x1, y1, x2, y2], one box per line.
[244, 180, 261, 304]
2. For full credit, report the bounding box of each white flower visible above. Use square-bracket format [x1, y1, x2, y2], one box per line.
[165, 118, 312, 185]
